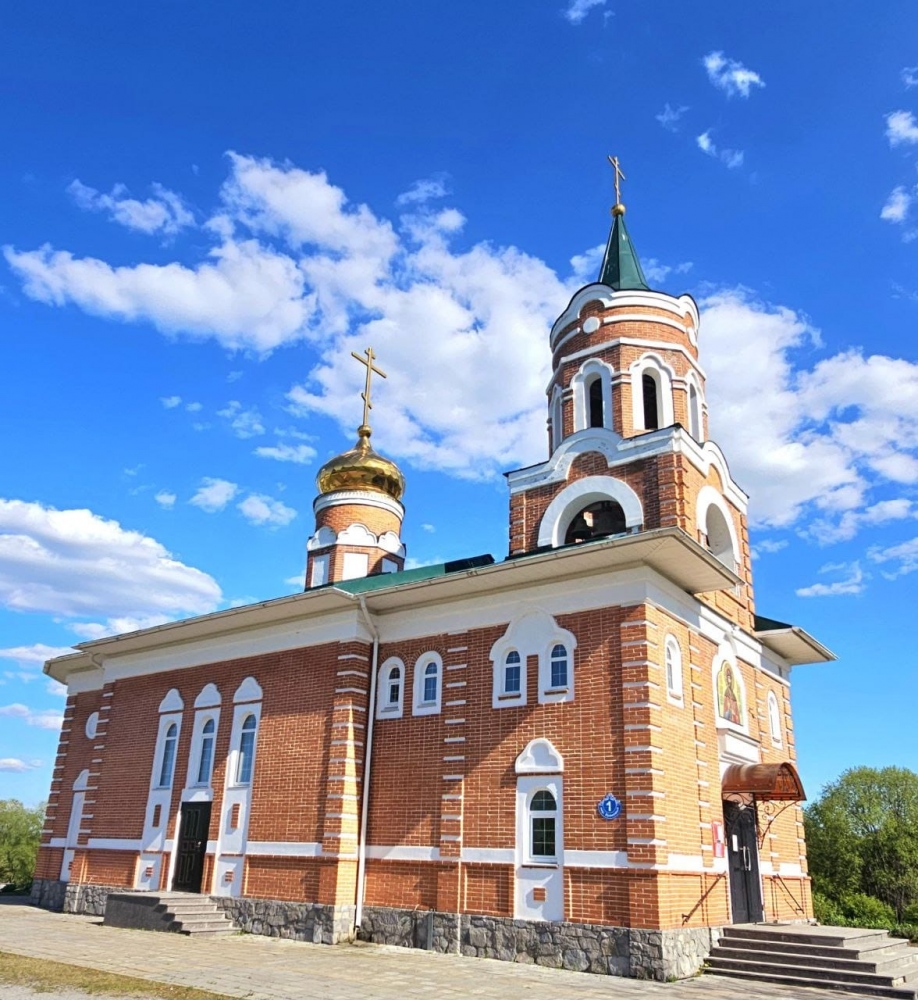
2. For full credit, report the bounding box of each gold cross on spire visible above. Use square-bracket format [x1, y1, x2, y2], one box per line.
[608, 154, 627, 216]
[350, 346, 387, 431]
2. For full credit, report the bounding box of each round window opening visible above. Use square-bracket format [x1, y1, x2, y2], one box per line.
[565, 500, 626, 545]
[85, 711, 99, 740]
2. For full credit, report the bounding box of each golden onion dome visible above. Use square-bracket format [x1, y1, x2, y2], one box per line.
[316, 424, 405, 502]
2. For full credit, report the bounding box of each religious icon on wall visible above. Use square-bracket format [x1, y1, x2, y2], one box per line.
[716, 661, 744, 726]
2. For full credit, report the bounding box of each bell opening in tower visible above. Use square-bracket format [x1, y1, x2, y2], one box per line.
[564, 500, 627, 545]
[588, 377, 604, 428]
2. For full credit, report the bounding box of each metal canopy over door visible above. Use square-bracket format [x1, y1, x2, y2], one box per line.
[173, 801, 211, 893]
[724, 800, 763, 923]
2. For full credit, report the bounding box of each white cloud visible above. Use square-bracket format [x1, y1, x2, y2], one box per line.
[0, 703, 65, 730]
[160, 395, 182, 409]
[703, 51, 765, 98]
[47, 679, 66, 697]
[806, 499, 916, 545]
[154, 490, 177, 509]
[886, 110, 918, 147]
[0, 758, 42, 773]
[881, 185, 913, 224]
[562, 0, 606, 24]
[752, 538, 788, 556]
[0, 498, 221, 622]
[237, 494, 297, 527]
[218, 400, 265, 438]
[796, 562, 865, 597]
[697, 131, 744, 169]
[69, 180, 194, 236]
[0, 643, 74, 667]
[254, 443, 317, 464]
[656, 104, 689, 132]
[185, 401, 203, 413]
[869, 536, 918, 579]
[396, 176, 449, 206]
[189, 478, 239, 512]
[903, 67, 918, 89]
[68, 614, 171, 640]
[421, 523, 436, 533]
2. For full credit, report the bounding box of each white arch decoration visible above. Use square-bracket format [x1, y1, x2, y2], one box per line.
[194, 683, 221, 709]
[630, 353, 675, 432]
[73, 768, 91, 792]
[158, 688, 183, 714]
[570, 358, 615, 434]
[515, 738, 564, 774]
[695, 486, 741, 569]
[537, 474, 643, 548]
[233, 676, 263, 704]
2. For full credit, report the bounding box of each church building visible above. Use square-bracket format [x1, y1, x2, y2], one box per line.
[32, 165, 834, 980]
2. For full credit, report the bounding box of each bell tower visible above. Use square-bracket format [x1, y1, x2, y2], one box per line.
[305, 348, 406, 588]
[506, 158, 755, 630]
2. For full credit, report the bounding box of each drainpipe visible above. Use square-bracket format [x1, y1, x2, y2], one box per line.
[351, 593, 379, 929]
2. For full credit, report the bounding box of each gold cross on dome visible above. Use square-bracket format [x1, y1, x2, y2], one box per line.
[350, 346, 387, 428]
[607, 154, 626, 205]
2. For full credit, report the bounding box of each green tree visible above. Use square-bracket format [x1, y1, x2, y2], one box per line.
[0, 799, 45, 891]
[805, 767, 918, 922]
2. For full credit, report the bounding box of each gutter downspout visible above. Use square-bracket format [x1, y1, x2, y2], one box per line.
[352, 593, 379, 929]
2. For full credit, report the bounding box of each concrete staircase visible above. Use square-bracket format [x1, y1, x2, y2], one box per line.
[707, 924, 918, 998]
[103, 892, 235, 937]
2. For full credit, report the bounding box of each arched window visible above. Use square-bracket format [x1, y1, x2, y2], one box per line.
[196, 718, 216, 785]
[551, 388, 564, 451]
[158, 723, 178, 788]
[564, 499, 626, 544]
[588, 377, 604, 429]
[529, 789, 558, 861]
[705, 505, 736, 569]
[642, 372, 660, 430]
[768, 691, 782, 745]
[549, 644, 568, 689]
[423, 662, 438, 703]
[504, 651, 522, 695]
[236, 714, 257, 785]
[664, 635, 683, 702]
[388, 666, 401, 706]
[688, 383, 702, 439]
[413, 654, 443, 715]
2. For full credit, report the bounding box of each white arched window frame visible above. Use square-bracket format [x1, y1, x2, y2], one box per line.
[501, 650, 524, 700]
[150, 691, 184, 792]
[236, 714, 258, 785]
[696, 486, 741, 573]
[685, 372, 705, 441]
[537, 474, 643, 550]
[538, 637, 575, 704]
[377, 657, 405, 719]
[186, 683, 221, 791]
[413, 652, 443, 716]
[515, 738, 564, 868]
[768, 691, 783, 746]
[550, 385, 564, 452]
[664, 634, 684, 704]
[630, 354, 675, 432]
[571, 359, 614, 433]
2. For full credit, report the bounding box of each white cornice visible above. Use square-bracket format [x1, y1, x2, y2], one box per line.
[314, 490, 404, 519]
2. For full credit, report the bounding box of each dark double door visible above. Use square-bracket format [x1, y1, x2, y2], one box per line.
[724, 800, 763, 923]
[173, 802, 212, 893]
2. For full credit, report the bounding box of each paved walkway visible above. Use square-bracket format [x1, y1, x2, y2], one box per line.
[0, 899, 865, 1000]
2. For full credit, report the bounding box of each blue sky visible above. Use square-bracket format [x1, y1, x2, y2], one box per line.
[2, 1, 917, 807]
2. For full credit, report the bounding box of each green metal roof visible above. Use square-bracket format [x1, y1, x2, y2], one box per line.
[598, 212, 650, 291]
[754, 614, 794, 632]
[327, 554, 495, 596]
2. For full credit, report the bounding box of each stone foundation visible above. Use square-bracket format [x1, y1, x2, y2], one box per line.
[30, 879, 125, 917]
[359, 906, 722, 980]
[212, 897, 356, 945]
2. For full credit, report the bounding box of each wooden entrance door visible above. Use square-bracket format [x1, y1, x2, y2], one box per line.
[724, 800, 763, 923]
[173, 802, 211, 893]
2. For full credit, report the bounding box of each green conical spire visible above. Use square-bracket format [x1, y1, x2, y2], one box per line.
[598, 209, 650, 291]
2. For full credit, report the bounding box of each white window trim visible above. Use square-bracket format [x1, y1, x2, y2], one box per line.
[492, 648, 526, 709]
[412, 652, 443, 716]
[685, 372, 705, 441]
[571, 359, 615, 434]
[538, 638, 575, 705]
[186, 708, 221, 790]
[85, 711, 99, 740]
[377, 657, 405, 719]
[516, 775, 563, 868]
[151, 712, 183, 791]
[536, 474, 643, 549]
[228, 702, 262, 789]
[664, 634, 684, 706]
[768, 691, 783, 747]
[630, 353, 675, 432]
[550, 385, 564, 451]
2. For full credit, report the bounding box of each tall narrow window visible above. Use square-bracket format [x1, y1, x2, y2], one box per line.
[504, 651, 521, 694]
[196, 718, 216, 785]
[642, 372, 659, 430]
[549, 644, 568, 689]
[388, 666, 401, 707]
[664, 635, 683, 702]
[158, 723, 178, 788]
[530, 789, 558, 861]
[588, 377, 604, 428]
[236, 714, 257, 785]
[423, 661, 438, 703]
[768, 691, 782, 745]
[688, 383, 701, 439]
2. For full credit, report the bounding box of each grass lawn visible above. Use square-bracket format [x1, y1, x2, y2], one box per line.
[0, 951, 232, 998]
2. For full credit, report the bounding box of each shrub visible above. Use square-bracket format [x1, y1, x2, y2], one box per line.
[841, 893, 896, 928]
[813, 891, 846, 926]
